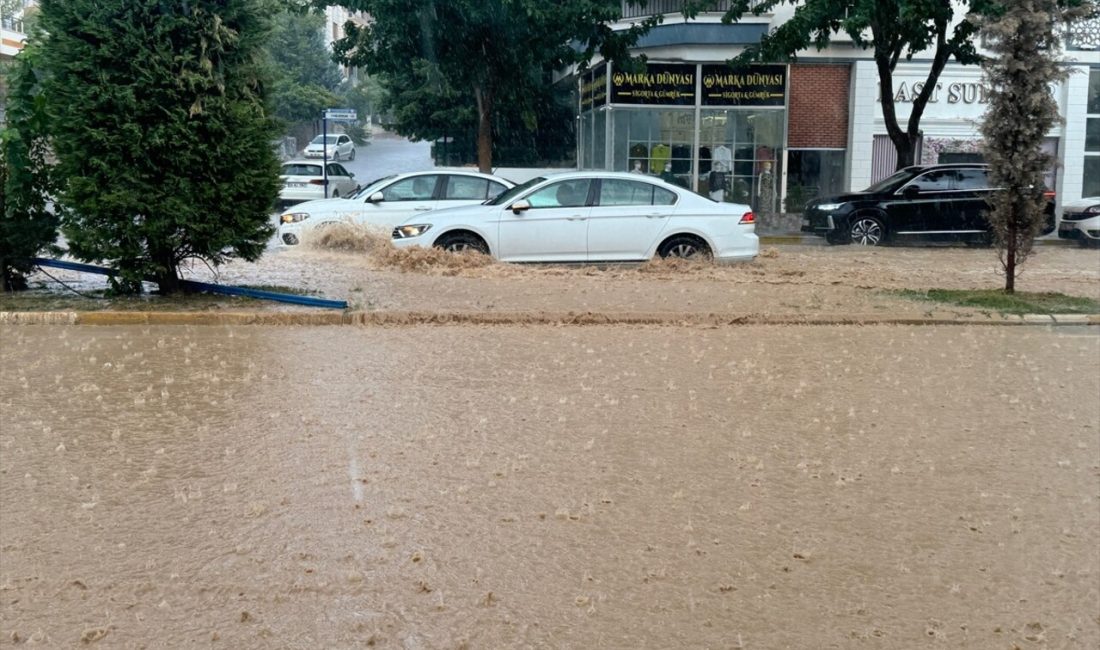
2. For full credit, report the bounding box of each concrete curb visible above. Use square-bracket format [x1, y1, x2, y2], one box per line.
[3, 310, 1098, 328]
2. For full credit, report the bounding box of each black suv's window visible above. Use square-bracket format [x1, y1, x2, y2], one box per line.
[904, 170, 954, 192]
[864, 169, 919, 193]
[954, 169, 991, 190]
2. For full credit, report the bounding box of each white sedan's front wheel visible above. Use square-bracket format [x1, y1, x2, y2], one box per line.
[434, 232, 489, 255]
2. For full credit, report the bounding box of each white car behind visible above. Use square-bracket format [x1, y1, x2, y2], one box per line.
[278, 160, 359, 209]
[303, 133, 355, 161]
[278, 171, 514, 246]
[1058, 196, 1100, 246]
[390, 171, 758, 263]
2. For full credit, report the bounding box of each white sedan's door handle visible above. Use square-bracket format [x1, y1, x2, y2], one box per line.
[414, 206, 432, 211]
[566, 216, 587, 221]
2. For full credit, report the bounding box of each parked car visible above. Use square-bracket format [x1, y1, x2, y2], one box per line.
[1057, 196, 1100, 247]
[802, 163, 1055, 246]
[278, 171, 514, 246]
[303, 133, 355, 161]
[389, 171, 759, 263]
[278, 160, 359, 210]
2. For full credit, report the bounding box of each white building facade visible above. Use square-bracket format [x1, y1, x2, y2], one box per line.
[581, 1, 1100, 218]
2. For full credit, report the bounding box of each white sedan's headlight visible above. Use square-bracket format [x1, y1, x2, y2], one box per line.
[1086, 205, 1100, 214]
[392, 224, 432, 239]
[281, 212, 310, 223]
[815, 203, 845, 212]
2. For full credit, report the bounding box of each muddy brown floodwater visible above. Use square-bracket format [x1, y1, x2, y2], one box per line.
[1, 324, 1098, 648]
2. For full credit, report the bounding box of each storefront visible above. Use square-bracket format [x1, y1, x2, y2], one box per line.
[579, 62, 788, 214]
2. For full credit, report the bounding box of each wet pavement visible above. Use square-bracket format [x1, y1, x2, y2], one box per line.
[2, 323, 1097, 648]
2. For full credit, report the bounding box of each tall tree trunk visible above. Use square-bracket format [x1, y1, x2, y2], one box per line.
[473, 84, 493, 174]
[1004, 228, 1017, 293]
[874, 53, 916, 169]
[153, 250, 180, 295]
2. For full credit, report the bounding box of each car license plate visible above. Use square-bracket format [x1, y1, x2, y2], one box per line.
[286, 182, 307, 188]
[1059, 222, 1075, 232]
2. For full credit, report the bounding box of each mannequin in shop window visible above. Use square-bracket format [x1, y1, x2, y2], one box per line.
[709, 160, 728, 202]
[629, 159, 645, 174]
[757, 161, 775, 216]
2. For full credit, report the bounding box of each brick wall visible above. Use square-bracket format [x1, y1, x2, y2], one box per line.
[788, 64, 850, 149]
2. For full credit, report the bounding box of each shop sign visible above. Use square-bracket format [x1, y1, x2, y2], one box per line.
[580, 64, 608, 111]
[610, 63, 695, 106]
[880, 68, 1062, 122]
[701, 64, 786, 106]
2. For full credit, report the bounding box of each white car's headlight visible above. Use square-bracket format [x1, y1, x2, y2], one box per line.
[392, 224, 432, 239]
[815, 203, 844, 212]
[281, 212, 310, 223]
[1086, 205, 1100, 214]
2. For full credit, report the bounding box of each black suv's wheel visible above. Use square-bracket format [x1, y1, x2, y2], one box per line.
[434, 232, 489, 255]
[657, 235, 711, 259]
[849, 216, 885, 246]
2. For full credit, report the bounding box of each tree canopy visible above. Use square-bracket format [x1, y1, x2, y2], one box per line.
[685, 0, 986, 169]
[268, 9, 345, 126]
[322, 0, 659, 171]
[37, 0, 281, 294]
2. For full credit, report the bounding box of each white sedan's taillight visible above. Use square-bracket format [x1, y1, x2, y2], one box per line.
[739, 211, 755, 224]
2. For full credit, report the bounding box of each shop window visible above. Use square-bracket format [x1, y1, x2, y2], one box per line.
[611, 108, 695, 188]
[699, 109, 783, 211]
[787, 149, 846, 211]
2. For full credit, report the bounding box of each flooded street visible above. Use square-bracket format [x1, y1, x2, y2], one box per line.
[1, 324, 1098, 648]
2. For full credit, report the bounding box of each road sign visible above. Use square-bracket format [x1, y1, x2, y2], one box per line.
[324, 108, 357, 121]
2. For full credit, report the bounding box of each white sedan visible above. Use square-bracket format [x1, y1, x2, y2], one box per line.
[278, 160, 360, 209]
[303, 133, 355, 161]
[278, 171, 514, 246]
[390, 171, 758, 262]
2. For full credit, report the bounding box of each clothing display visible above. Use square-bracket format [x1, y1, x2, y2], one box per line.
[712, 145, 732, 172]
[650, 144, 671, 173]
[629, 143, 649, 172]
[708, 170, 728, 202]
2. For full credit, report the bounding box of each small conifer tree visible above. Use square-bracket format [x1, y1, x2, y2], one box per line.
[979, 0, 1093, 292]
[37, 0, 281, 294]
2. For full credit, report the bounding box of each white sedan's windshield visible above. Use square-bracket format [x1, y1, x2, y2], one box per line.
[487, 177, 545, 206]
[350, 175, 397, 199]
[311, 135, 339, 144]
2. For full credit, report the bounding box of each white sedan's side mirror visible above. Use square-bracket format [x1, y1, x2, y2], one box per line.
[510, 199, 531, 213]
[368, 192, 385, 203]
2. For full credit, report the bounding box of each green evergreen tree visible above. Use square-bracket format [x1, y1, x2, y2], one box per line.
[37, 0, 281, 294]
[979, 0, 1094, 292]
[1, 44, 59, 292]
[268, 9, 344, 126]
[325, 1, 660, 173]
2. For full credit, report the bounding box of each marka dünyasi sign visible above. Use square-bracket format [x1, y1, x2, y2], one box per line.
[610, 63, 695, 106]
[580, 64, 608, 109]
[701, 64, 785, 107]
[604, 63, 787, 107]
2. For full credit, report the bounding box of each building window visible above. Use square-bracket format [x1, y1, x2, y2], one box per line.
[1085, 69, 1100, 197]
[610, 107, 695, 188]
[787, 149, 846, 211]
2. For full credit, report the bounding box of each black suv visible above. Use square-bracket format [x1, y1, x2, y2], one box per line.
[801, 163, 1055, 246]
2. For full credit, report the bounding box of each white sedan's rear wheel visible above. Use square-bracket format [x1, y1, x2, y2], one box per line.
[657, 235, 711, 259]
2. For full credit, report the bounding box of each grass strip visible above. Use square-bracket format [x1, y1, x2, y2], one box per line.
[895, 289, 1100, 314]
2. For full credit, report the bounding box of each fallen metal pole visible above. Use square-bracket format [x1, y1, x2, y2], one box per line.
[32, 258, 348, 310]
